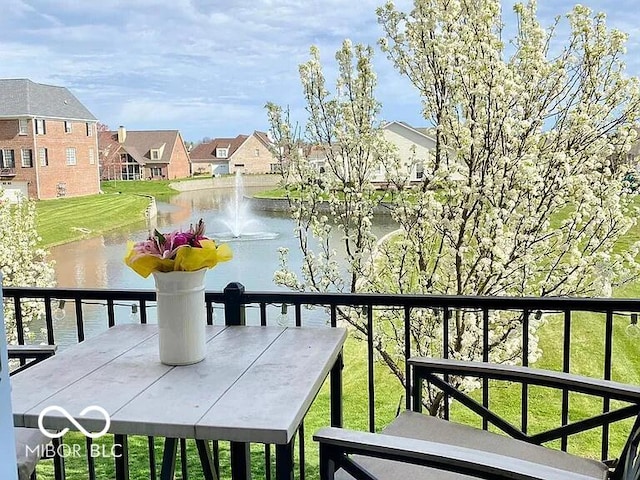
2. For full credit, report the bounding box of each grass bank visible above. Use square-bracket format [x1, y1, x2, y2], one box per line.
[100, 180, 179, 197]
[34, 180, 185, 248]
[36, 194, 150, 248]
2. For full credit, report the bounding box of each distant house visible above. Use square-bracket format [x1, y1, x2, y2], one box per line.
[99, 126, 191, 180]
[305, 122, 437, 185]
[378, 121, 437, 183]
[190, 131, 277, 175]
[0, 78, 100, 200]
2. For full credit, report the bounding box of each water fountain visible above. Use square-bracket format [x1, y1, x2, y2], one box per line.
[209, 170, 279, 241]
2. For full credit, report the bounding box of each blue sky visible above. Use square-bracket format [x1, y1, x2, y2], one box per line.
[1, 1, 638, 142]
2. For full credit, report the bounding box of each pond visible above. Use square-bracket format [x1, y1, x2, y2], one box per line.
[40, 187, 397, 345]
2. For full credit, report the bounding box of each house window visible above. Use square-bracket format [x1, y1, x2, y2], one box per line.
[151, 149, 160, 160]
[38, 148, 48, 166]
[216, 148, 228, 158]
[151, 167, 162, 177]
[66, 147, 77, 166]
[86, 123, 93, 136]
[89, 148, 95, 165]
[18, 119, 28, 135]
[21, 149, 33, 168]
[415, 162, 424, 179]
[255, 148, 260, 157]
[64, 121, 72, 133]
[120, 153, 128, 162]
[35, 119, 46, 135]
[121, 163, 141, 180]
[1, 149, 15, 168]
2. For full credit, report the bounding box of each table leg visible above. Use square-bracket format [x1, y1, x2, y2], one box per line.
[160, 437, 178, 480]
[196, 440, 219, 480]
[275, 441, 295, 480]
[330, 351, 344, 427]
[114, 434, 129, 480]
[230, 441, 252, 480]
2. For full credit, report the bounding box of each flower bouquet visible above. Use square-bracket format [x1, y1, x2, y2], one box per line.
[125, 219, 232, 277]
[124, 219, 232, 365]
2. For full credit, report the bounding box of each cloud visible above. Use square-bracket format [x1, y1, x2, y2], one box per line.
[0, 0, 637, 140]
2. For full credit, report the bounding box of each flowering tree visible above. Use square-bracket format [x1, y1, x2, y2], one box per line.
[269, 1, 640, 414]
[0, 196, 55, 343]
[267, 40, 395, 296]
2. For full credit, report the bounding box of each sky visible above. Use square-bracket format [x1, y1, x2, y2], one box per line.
[1, 1, 639, 143]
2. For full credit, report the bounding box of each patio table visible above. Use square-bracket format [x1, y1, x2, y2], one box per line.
[11, 323, 346, 480]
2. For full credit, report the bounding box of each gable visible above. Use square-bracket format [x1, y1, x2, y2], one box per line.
[384, 122, 437, 150]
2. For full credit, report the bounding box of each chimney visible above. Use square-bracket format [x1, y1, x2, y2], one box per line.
[117, 126, 127, 144]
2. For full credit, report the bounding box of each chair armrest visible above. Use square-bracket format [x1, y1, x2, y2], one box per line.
[8, 344, 57, 361]
[8, 344, 57, 376]
[409, 357, 640, 403]
[314, 427, 597, 480]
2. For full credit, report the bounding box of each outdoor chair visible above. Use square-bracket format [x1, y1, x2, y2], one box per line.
[9, 344, 62, 480]
[315, 358, 640, 480]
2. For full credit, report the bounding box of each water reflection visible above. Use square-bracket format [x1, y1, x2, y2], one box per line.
[41, 187, 397, 346]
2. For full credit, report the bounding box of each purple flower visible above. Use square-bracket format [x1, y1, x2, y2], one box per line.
[128, 218, 211, 262]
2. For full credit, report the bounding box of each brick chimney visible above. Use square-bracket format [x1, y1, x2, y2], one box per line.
[117, 126, 127, 144]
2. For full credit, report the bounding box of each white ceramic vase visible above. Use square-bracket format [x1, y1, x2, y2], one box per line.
[152, 269, 207, 365]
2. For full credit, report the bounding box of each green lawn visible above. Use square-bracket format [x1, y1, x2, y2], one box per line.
[100, 180, 179, 196]
[36, 194, 150, 247]
[34, 179, 190, 247]
[252, 187, 290, 199]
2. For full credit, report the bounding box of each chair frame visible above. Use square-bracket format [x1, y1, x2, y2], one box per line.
[315, 357, 640, 480]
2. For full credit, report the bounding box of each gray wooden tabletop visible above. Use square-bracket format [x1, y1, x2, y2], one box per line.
[12, 324, 347, 444]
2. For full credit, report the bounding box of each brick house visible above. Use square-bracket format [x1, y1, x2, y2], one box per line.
[190, 131, 277, 175]
[0, 79, 100, 200]
[99, 126, 191, 181]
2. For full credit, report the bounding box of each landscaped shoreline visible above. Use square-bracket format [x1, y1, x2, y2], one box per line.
[35, 175, 281, 248]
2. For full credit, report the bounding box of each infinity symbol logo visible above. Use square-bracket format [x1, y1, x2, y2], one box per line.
[38, 405, 111, 439]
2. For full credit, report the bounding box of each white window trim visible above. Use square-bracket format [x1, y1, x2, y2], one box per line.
[89, 148, 95, 165]
[39, 148, 48, 167]
[64, 121, 72, 133]
[18, 119, 28, 135]
[21, 149, 32, 167]
[216, 148, 229, 158]
[35, 119, 45, 135]
[66, 147, 77, 166]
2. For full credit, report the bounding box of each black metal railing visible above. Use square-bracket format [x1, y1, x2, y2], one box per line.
[5, 284, 640, 479]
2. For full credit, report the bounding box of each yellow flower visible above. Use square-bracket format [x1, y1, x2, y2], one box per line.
[124, 239, 233, 278]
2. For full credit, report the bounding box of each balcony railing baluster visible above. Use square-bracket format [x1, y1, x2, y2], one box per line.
[404, 305, 411, 412]
[443, 306, 450, 421]
[140, 299, 147, 324]
[603, 309, 615, 460]
[44, 295, 55, 345]
[562, 309, 572, 451]
[75, 296, 85, 342]
[107, 299, 115, 327]
[482, 308, 490, 431]
[522, 309, 530, 434]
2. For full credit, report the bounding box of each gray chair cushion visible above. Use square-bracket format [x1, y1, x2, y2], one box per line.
[15, 427, 50, 480]
[337, 411, 609, 480]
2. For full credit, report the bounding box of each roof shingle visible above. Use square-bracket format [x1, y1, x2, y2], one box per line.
[0, 78, 96, 120]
